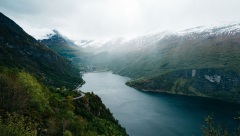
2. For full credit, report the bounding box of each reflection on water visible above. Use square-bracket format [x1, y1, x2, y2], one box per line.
[80, 72, 240, 136]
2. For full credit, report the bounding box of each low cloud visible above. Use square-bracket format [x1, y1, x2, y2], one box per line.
[1, 0, 240, 40]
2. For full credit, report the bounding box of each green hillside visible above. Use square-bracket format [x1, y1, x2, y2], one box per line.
[0, 68, 127, 135]
[86, 28, 240, 103]
[0, 12, 128, 135]
[124, 33, 240, 103]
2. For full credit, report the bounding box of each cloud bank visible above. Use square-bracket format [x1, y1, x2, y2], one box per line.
[1, 0, 240, 40]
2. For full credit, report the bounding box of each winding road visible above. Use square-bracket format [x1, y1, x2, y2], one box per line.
[73, 92, 85, 100]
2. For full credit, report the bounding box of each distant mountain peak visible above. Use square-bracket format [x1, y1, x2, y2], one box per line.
[37, 29, 67, 41]
[52, 29, 60, 34]
[39, 29, 81, 48]
[51, 29, 66, 39]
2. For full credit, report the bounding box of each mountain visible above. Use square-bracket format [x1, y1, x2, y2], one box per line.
[86, 22, 240, 103]
[0, 12, 82, 89]
[0, 12, 128, 135]
[39, 30, 89, 66]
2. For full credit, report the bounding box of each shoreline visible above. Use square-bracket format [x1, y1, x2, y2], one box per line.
[132, 87, 240, 105]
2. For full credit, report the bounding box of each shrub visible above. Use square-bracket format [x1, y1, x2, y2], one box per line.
[0, 112, 37, 136]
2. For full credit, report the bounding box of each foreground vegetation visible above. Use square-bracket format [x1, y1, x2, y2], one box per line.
[203, 114, 240, 136]
[0, 67, 128, 136]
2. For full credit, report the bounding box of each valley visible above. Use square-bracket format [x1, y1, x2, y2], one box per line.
[1, 6, 240, 135]
[76, 23, 240, 104]
[37, 20, 240, 135]
[37, 21, 240, 135]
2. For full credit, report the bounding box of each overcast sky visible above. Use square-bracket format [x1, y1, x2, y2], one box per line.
[1, 0, 240, 40]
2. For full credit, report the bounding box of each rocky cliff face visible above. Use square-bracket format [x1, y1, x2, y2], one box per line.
[127, 68, 240, 103]
[162, 69, 240, 92]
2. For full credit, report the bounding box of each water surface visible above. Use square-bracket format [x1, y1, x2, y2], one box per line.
[80, 72, 240, 136]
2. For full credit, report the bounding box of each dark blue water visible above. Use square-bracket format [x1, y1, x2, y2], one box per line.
[80, 72, 240, 136]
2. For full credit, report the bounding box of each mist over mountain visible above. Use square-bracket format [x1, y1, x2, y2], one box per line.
[83, 21, 240, 52]
[33, 17, 240, 102]
[1, 2, 240, 133]
[39, 30, 91, 67]
[82, 22, 240, 103]
[2, 0, 240, 134]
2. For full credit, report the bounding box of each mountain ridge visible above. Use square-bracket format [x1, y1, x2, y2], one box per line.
[83, 21, 240, 103]
[0, 12, 82, 89]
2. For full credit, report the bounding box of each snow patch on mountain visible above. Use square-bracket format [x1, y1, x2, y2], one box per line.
[176, 21, 240, 37]
[33, 29, 55, 40]
[38, 21, 240, 50]
[75, 40, 110, 48]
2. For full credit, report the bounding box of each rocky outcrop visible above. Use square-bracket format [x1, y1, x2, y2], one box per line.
[127, 68, 240, 103]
